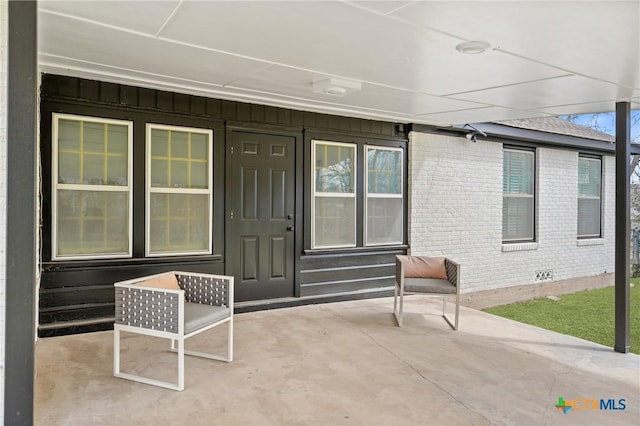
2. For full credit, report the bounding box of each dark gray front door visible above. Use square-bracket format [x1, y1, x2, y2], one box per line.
[228, 131, 295, 301]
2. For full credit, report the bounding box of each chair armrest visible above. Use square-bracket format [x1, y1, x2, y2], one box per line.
[444, 258, 461, 289]
[396, 255, 407, 286]
[114, 283, 181, 334]
[175, 272, 233, 308]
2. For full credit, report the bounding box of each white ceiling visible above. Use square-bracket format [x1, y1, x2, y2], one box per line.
[38, 0, 640, 127]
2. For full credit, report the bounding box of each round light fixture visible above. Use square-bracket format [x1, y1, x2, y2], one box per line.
[313, 78, 362, 97]
[323, 86, 347, 96]
[455, 40, 492, 54]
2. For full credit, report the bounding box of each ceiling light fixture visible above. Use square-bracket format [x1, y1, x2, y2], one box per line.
[324, 86, 347, 96]
[456, 40, 492, 54]
[313, 78, 362, 97]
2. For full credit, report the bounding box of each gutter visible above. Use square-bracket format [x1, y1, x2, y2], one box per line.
[410, 123, 640, 155]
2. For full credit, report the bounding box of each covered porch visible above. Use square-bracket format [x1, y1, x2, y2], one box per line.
[3, 1, 640, 423]
[35, 297, 639, 425]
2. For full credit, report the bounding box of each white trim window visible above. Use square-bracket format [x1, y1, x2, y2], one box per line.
[503, 147, 535, 242]
[311, 140, 356, 248]
[365, 145, 403, 246]
[52, 113, 133, 260]
[577, 156, 602, 238]
[146, 124, 213, 256]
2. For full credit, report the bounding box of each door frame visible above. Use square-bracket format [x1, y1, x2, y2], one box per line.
[225, 122, 303, 298]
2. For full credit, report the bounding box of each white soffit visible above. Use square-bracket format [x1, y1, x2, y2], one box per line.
[159, 1, 567, 95]
[394, 1, 640, 90]
[38, 9, 271, 88]
[539, 100, 640, 117]
[38, 0, 181, 35]
[226, 65, 487, 116]
[450, 75, 639, 110]
[37, 1, 640, 126]
[347, 1, 415, 16]
[416, 107, 552, 128]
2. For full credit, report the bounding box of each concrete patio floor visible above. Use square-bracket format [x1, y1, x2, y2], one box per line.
[35, 296, 640, 426]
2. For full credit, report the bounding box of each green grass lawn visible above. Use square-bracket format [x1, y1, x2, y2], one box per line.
[484, 280, 640, 354]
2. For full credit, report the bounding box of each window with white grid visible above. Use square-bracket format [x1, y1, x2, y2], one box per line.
[52, 113, 133, 260]
[146, 124, 213, 256]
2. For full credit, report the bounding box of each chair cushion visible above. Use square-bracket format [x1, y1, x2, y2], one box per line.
[404, 278, 456, 294]
[184, 303, 231, 334]
[402, 256, 447, 280]
[138, 273, 181, 290]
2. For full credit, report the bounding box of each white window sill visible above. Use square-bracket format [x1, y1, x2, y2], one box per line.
[502, 242, 538, 252]
[577, 238, 605, 246]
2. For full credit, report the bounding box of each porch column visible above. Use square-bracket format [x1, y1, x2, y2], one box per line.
[4, 0, 37, 423]
[615, 101, 631, 353]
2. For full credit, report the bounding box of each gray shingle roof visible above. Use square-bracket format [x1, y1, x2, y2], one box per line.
[495, 117, 615, 142]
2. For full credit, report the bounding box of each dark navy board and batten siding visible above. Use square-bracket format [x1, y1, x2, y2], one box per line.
[300, 251, 400, 296]
[41, 75, 401, 136]
[39, 74, 408, 337]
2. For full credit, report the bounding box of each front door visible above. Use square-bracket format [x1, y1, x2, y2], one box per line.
[227, 131, 296, 301]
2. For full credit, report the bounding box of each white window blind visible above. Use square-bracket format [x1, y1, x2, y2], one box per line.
[577, 156, 602, 238]
[503, 148, 535, 242]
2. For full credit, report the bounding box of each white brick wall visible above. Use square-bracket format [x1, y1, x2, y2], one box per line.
[0, 0, 8, 420]
[409, 131, 615, 293]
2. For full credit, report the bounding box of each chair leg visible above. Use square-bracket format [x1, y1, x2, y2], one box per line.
[227, 318, 234, 362]
[113, 328, 120, 376]
[170, 320, 233, 362]
[177, 337, 185, 391]
[393, 285, 404, 327]
[393, 285, 398, 313]
[114, 331, 184, 391]
[454, 291, 460, 330]
[399, 291, 403, 327]
[442, 294, 459, 331]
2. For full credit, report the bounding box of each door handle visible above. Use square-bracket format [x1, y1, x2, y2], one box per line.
[287, 226, 295, 231]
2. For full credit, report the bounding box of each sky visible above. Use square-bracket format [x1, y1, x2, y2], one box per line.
[559, 110, 640, 143]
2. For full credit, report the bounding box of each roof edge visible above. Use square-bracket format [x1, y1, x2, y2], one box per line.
[410, 123, 640, 155]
